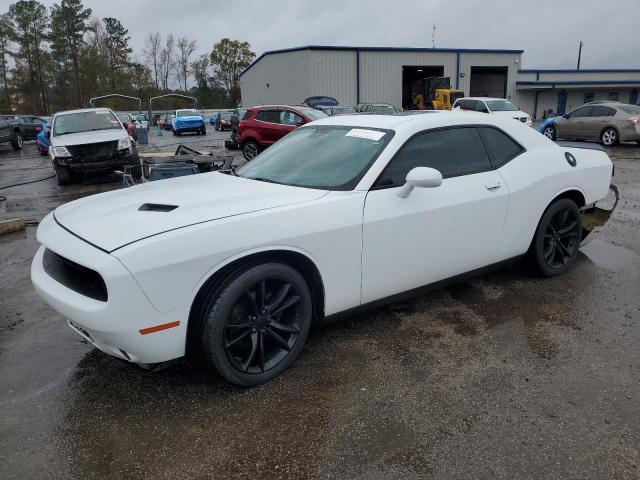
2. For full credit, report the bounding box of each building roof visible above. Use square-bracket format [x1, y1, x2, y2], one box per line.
[241, 45, 525, 77]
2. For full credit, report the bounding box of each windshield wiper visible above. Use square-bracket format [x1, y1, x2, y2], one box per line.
[222, 165, 239, 176]
[251, 177, 282, 185]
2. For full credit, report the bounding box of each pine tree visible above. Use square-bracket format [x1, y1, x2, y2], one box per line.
[102, 17, 132, 91]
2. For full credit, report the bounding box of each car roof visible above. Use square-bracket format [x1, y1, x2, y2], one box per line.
[53, 107, 114, 116]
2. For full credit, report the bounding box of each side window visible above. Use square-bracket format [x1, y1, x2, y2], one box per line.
[476, 127, 524, 168]
[475, 101, 489, 113]
[256, 110, 280, 123]
[568, 106, 592, 118]
[279, 111, 303, 126]
[602, 107, 616, 117]
[376, 127, 492, 188]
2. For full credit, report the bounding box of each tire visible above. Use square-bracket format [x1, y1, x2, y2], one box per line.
[10, 132, 23, 150]
[600, 127, 618, 146]
[200, 262, 313, 386]
[130, 165, 142, 180]
[201, 127, 207, 136]
[54, 163, 72, 185]
[242, 140, 259, 161]
[528, 198, 582, 277]
[543, 125, 557, 141]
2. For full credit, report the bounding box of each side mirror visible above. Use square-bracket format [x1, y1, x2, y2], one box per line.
[294, 121, 305, 127]
[397, 167, 443, 198]
[562, 114, 569, 119]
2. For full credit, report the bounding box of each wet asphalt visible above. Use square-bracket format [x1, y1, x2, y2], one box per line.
[1, 126, 639, 479]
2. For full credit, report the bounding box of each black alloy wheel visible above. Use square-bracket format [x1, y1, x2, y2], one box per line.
[530, 198, 582, 276]
[201, 262, 312, 386]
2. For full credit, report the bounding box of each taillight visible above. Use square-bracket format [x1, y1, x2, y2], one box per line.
[627, 116, 640, 125]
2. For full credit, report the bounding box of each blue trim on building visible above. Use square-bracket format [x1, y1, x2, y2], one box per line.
[518, 80, 640, 86]
[455, 52, 460, 89]
[519, 68, 640, 73]
[241, 45, 525, 77]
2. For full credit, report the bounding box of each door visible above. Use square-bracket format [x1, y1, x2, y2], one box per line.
[0, 118, 10, 142]
[582, 106, 615, 140]
[278, 110, 303, 137]
[557, 90, 568, 115]
[254, 110, 283, 145]
[361, 126, 509, 304]
[20, 116, 46, 140]
[556, 106, 592, 139]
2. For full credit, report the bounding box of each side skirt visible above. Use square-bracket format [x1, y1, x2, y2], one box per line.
[323, 255, 524, 323]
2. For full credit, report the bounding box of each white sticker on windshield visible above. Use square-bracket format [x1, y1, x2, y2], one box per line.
[345, 129, 385, 141]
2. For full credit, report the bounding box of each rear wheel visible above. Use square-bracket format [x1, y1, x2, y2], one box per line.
[10, 132, 23, 150]
[242, 140, 259, 161]
[529, 198, 582, 277]
[600, 127, 618, 146]
[54, 164, 72, 185]
[543, 125, 557, 141]
[200, 262, 312, 386]
[201, 126, 207, 136]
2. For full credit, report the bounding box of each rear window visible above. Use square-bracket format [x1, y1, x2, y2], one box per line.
[620, 104, 640, 114]
[176, 110, 199, 117]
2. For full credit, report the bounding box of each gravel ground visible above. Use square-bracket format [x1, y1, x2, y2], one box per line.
[1, 127, 639, 480]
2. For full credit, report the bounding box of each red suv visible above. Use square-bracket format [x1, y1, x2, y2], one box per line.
[239, 105, 326, 160]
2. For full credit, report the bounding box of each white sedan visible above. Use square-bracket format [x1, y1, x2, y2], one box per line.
[32, 111, 614, 386]
[453, 97, 533, 126]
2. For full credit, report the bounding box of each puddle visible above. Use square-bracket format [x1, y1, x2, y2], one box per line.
[580, 239, 640, 272]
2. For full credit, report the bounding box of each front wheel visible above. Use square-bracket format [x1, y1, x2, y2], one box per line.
[242, 140, 259, 161]
[10, 132, 23, 150]
[528, 198, 582, 277]
[543, 125, 557, 141]
[200, 262, 313, 386]
[600, 127, 618, 146]
[201, 127, 207, 136]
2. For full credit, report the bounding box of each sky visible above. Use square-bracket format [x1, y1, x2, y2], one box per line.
[27, 0, 640, 70]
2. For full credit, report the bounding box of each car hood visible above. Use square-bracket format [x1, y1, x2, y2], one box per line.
[174, 116, 204, 122]
[54, 172, 329, 252]
[51, 129, 126, 147]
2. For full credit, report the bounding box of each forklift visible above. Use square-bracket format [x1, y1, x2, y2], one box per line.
[411, 77, 464, 110]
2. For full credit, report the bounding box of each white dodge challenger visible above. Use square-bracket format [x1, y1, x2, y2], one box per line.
[32, 111, 615, 386]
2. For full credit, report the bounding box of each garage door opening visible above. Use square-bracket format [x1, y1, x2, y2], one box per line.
[470, 66, 508, 98]
[402, 65, 444, 109]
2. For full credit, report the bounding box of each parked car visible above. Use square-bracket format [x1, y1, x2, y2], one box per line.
[320, 105, 356, 116]
[116, 112, 138, 139]
[0, 115, 24, 150]
[171, 109, 206, 136]
[17, 115, 49, 140]
[32, 111, 615, 386]
[356, 103, 399, 114]
[302, 96, 338, 110]
[163, 114, 175, 131]
[540, 102, 640, 146]
[36, 122, 51, 155]
[239, 105, 327, 160]
[47, 107, 140, 185]
[225, 108, 250, 150]
[211, 111, 233, 131]
[453, 97, 532, 126]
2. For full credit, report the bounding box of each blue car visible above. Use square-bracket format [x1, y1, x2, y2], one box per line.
[36, 122, 51, 156]
[539, 116, 561, 139]
[171, 109, 206, 136]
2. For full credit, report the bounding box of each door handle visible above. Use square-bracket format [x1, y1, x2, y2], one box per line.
[485, 181, 502, 191]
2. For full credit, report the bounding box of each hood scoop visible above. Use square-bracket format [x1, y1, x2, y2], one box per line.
[138, 203, 178, 212]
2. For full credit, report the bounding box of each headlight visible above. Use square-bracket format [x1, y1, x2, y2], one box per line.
[118, 137, 131, 150]
[51, 146, 71, 158]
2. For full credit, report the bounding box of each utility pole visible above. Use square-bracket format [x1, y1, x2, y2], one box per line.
[432, 25, 436, 48]
[576, 41, 583, 70]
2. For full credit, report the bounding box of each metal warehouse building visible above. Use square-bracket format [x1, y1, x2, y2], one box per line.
[240, 45, 640, 119]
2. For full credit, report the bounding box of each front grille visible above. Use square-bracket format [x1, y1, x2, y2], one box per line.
[43, 248, 108, 301]
[67, 141, 118, 158]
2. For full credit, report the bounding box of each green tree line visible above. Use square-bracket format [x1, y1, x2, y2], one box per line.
[0, 0, 256, 114]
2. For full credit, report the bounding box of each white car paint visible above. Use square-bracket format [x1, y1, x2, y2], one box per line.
[32, 111, 613, 366]
[454, 97, 533, 126]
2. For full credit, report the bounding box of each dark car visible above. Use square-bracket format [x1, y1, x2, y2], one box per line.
[239, 105, 327, 160]
[302, 96, 338, 110]
[0, 115, 24, 150]
[164, 114, 175, 131]
[213, 111, 234, 131]
[355, 103, 399, 114]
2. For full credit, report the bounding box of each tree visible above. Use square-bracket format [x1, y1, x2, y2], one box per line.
[176, 36, 196, 91]
[158, 33, 175, 90]
[143, 32, 161, 90]
[102, 17, 132, 91]
[191, 54, 208, 90]
[49, 0, 91, 106]
[7, 0, 50, 113]
[0, 14, 12, 111]
[210, 38, 255, 105]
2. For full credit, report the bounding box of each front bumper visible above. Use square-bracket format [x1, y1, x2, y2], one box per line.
[54, 151, 140, 174]
[31, 213, 189, 364]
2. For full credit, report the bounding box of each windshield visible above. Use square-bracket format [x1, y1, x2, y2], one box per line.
[177, 110, 199, 117]
[372, 105, 397, 113]
[53, 111, 121, 136]
[485, 100, 518, 112]
[620, 104, 640, 114]
[237, 125, 393, 190]
[296, 107, 327, 121]
[334, 106, 355, 114]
